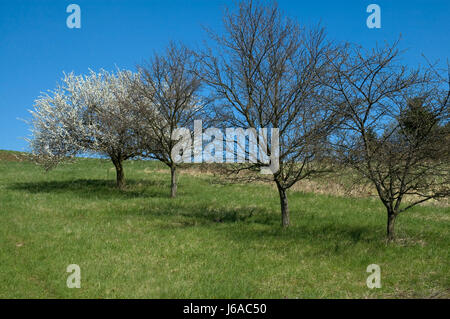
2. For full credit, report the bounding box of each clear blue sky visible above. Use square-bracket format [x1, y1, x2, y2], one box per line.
[0, 0, 448, 152]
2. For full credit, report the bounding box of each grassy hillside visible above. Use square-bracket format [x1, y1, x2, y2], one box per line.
[0, 150, 448, 298]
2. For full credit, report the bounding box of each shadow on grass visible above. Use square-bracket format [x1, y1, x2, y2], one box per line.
[129, 200, 382, 250]
[8, 179, 165, 199]
[220, 221, 386, 253]
[176, 204, 277, 225]
[9, 178, 383, 246]
[118, 199, 279, 227]
[105, 187, 381, 244]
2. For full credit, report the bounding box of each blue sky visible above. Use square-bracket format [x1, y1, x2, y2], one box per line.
[0, 0, 449, 152]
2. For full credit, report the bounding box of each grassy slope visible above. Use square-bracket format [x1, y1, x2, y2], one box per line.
[0, 150, 448, 298]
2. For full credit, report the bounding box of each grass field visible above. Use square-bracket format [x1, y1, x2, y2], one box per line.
[0, 150, 448, 298]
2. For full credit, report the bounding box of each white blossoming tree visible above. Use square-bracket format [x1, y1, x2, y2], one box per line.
[29, 69, 144, 189]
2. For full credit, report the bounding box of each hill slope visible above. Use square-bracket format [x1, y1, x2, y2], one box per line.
[0, 151, 448, 298]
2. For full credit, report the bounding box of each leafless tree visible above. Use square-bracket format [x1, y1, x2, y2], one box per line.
[325, 41, 450, 240]
[199, 0, 343, 227]
[135, 43, 207, 197]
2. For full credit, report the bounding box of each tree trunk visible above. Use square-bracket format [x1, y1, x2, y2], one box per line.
[170, 165, 177, 198]
[387, 210, 396, 241]
[113, 159, 125, 189]
[276, 182, 290, 228]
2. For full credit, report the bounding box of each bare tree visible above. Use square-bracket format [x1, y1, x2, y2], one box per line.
[29, 69, 143, 189]
[200, 0, 342, 227]
[326, 41, 450, 240]
[135, 43, 206, 198]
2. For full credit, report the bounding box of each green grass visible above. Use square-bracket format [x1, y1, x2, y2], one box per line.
[0, 150, 448, 298]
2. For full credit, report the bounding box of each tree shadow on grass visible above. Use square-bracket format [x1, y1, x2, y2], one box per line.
[8, 179, 165, 200]
[129, 193, 378, 245]
[126, 199, 383, 252]
[9, 178, 385, 247]
[220, 221, 383, 253]
[113, 189, 379, 244]
[122, 200, 279, 227]
[139, 198, 381, 246]
[176, 204, 278, 226]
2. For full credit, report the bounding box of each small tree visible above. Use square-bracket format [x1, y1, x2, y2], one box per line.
[29, 69, 143, 189]
[327, 42, 450, 240]
[81, 70, 144, 189]
[200, 0, 342, 227]
[135, 43, 206, 197]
